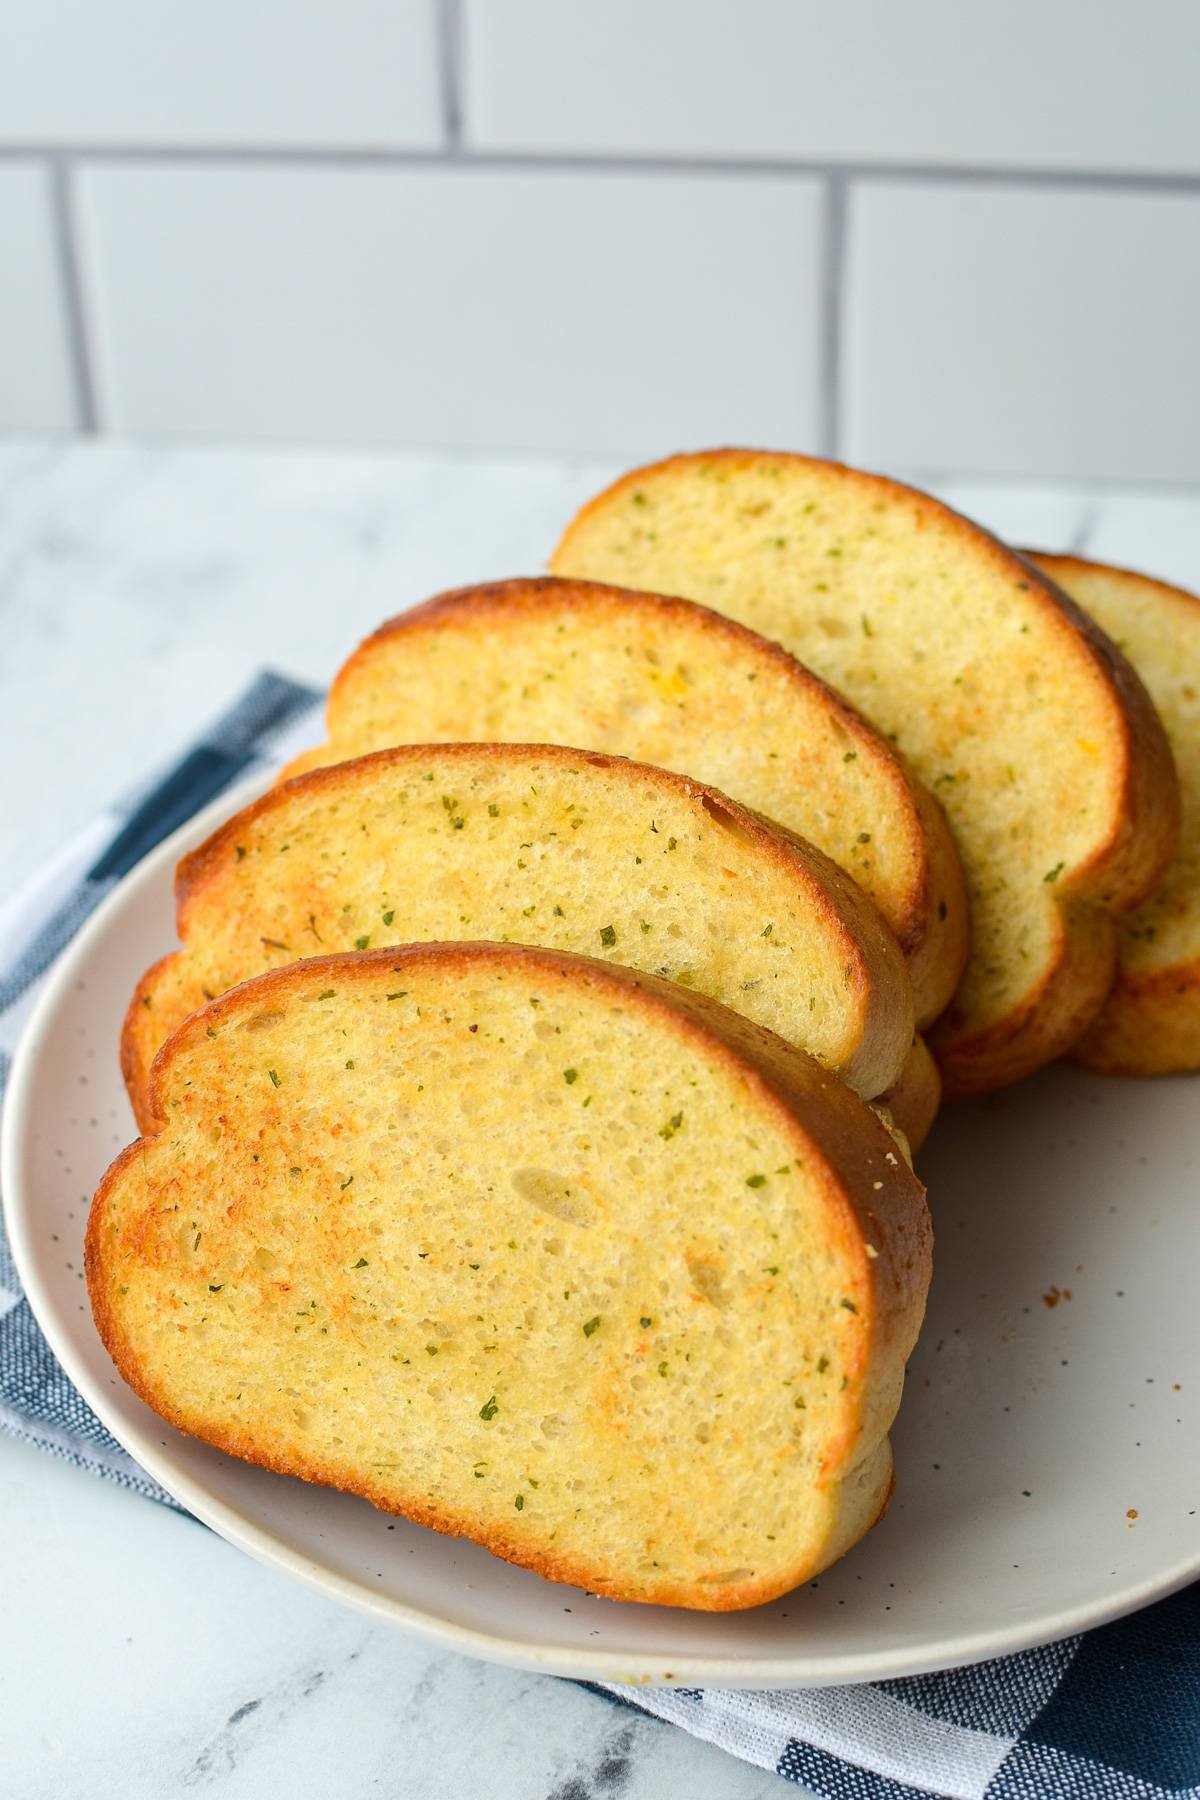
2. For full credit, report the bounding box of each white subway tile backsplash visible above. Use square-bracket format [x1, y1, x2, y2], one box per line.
[0, 164, 77, 432]
[0, 1, 441, 149]
[463, 0, 1200, 175]
[842, 182, 1200, 484]
[77, 163, 824, 455]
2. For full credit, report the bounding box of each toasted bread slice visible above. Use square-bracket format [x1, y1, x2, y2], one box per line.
[121, 743, 917, 1138]
[281, 578, 967, 1035]
[90, 942, 931, 1610]
[1028, 553, 1200, 1075]
[553, 450, 1179, 1095]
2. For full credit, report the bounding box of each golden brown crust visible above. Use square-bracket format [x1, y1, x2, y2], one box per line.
[119, 953, 177, 1132]
[90, 942, 930, 1611]
[931, 900, 1118, 1095]
[876, 1035, 941, 1155]
[1029, 552, 1196, 1076]
[1013, 551, 1180, 913]
[300, 576, 967, 1027]
[121, 739, 917, 1128]
[553, 450, 1181, 1092]
[1070, 957, 1200, 1075]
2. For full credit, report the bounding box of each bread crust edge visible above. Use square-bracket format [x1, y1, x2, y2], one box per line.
[321, 577, 969, 1026]
[552, 452, 1181, 1092]
[92, 942, 931, 1611]
[121, 739, 919, 1128]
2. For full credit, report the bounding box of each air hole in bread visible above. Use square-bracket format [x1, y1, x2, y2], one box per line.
[510, 1168, 595, 1228]
[685, 1254, 729, 1308]
[241, 1009, 285, 1033]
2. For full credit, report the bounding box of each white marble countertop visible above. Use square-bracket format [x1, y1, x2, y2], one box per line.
[3, 438, 1200, 1799]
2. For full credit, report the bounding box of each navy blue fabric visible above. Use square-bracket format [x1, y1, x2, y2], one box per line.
[1025, 1585, 1200, 1791]
[777, 1740, 938, 1800]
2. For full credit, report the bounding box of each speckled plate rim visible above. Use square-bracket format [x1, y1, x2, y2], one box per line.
[5, 782, 1200, 1689]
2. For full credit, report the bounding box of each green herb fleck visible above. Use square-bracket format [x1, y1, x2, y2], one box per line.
[267, 1068, 281, 1088]
[381, 909, 395, 925]
[841, 1297, 858, 1313]
[353, 1257, 368, 1269]
[514, 1493, 525, 1510]
[563, 1068, 578, 1085]
[640, 1316, 652, 1329]
[762, 922, 773, 938]
[658, 1361, 669, 1377]
[817, 1355, 830, 1373]
[599, 924, 617, 947]
[1044, 862, 1064, 884]
[354, 935, 370, 950]
[844, 750, 857, 762]
[659, 1111, 683, 1140]
[746, 1172, 767, 1188]
[479, 1395, 499, 1421]
[583, 1315, 601, 1337]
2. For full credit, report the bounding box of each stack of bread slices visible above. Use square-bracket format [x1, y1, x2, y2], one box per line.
[88, 450, 1194, 1612]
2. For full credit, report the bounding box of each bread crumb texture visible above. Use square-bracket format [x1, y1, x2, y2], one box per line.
[124, 744, 915, 1129]
[285, 577, 966, 1030]
[1032, 553, 1200, 1073]
[553, 450, 1178, 1093]
[91, 945, 930, 1610]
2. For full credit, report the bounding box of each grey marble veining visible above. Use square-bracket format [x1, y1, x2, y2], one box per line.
[5, 439, 1200, 1799]
[0, 1437, 786, 1800]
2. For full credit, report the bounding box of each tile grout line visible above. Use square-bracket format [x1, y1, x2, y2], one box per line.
[437, 0, 464, 152]
[5, 142, 1200, 193]
[818, 174, 847, 459]
[48, 155, 98, 433]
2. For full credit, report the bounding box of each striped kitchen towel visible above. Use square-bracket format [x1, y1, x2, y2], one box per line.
[0, 674, 1196, 1800]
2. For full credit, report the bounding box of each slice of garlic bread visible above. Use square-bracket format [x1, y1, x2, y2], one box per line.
[122, 743, 917, 1138]
[1029, 552, 1200, 1075]
[553, 450, 1179, 1095]
[280, 578, 967, 1034]
[90, 942, 932, 1610]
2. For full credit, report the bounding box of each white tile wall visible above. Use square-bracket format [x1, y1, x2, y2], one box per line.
[464, 0, 1200, 175]
[842, 182, 1200, 485]
[76, 163, 824, 455]
[0, 164, 77, 432]
[0, 0, 442, 149]
[4, 1, 1200, 479]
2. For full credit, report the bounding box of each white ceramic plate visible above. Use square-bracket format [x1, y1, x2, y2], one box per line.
[4, 780, 1199, 1689]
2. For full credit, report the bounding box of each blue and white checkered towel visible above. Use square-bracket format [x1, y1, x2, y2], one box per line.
[1, 675, 1197, 1800]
